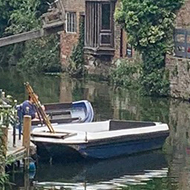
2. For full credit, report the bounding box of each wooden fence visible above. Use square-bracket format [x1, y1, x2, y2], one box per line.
[174, 28, 190, 59]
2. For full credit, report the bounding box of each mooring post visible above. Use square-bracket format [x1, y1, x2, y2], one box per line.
[22, 115, 31, 171]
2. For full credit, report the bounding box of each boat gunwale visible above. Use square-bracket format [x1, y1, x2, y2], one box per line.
[31, 128, 169, 145]
[31, 122, 168, 137]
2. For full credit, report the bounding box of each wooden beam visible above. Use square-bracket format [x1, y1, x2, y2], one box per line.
[0, 23, 64, 48]
[0, 29, 44, 47]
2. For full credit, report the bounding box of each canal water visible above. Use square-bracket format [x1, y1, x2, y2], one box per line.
[1, 69, 190, 190]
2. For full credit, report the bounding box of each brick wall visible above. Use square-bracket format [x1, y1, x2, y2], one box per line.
[60, 31, 78, 67]
[60, 0, 85, 67]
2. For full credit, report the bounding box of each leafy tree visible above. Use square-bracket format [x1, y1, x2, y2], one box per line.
[110, 59, 142, 89]
[5, 0, 40, 35]
[0, 0, 52, 36]
[0, 0, 61, 73]
[115, 0, 184, 96]
[17, 34, 61, 73]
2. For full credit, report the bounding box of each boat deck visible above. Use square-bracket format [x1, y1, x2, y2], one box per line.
[110, 120, 156, 131]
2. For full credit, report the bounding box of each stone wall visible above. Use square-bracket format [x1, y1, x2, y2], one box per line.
[165, 54, 190, 100]
[84, 55, 112, 78]
[175, 0, 190, 28]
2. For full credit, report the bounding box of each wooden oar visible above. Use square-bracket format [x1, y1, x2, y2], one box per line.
[24, 82, 55, 133]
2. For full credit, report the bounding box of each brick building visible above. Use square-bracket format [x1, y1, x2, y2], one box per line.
[59, 0, 85, 67]
[59, 0, 129, 73]
[57, 0, 190, 98]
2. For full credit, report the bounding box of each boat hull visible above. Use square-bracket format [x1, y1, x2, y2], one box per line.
[32, 132, 168, 160]
[78, 134, 168, 159]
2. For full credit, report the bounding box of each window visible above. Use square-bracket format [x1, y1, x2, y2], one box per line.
[100, 34, 111, 45]
[101, 4, 111, 30]
[85, 1, 115, 55]
[126, 43, 132, 58]
[66, 12, 77, 33]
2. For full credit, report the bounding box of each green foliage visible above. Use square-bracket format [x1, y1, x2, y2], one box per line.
[0, 0, 53, 36]
[110, 59, 142, 89]
[0, 0, 28, 67]
[67, 16, 86, 77]
[17, 34, 61, 73]
[0, 0, 41, 37]
[0, 96, 18, 128]
[0, 44, 24, 66]
[0, 0, 61, 73]
[141, 68, 170, 96]
[0, 171, 8, 186]
[115, 0, 184, 52]
[0, 94, 18, 186]
[115, 0, 184, 96]
[5, 0, 40, 34]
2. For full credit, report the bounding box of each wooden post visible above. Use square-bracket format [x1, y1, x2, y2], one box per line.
[22, 115, 31, 171]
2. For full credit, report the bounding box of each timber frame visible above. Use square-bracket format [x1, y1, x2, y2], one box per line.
[84, 0, 117, 56]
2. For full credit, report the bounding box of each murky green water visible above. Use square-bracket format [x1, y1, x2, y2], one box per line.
[1, 69, 190, 190]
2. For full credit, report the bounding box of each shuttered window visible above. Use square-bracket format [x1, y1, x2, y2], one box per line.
[66, 12, 77, 33]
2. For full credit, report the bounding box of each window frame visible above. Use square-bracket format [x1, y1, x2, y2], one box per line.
[101, 3, 111, 31]
[66, 12, 77, 33]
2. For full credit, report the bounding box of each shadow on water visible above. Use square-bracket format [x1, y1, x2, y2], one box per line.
[7, 151, 168, 190]
[35, 151, 168, 182]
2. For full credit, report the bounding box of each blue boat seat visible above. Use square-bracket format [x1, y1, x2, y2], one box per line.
[46, 110, 71, 119]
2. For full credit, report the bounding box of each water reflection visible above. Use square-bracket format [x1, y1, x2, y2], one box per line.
[1, 69, 190, 189]
[0, 69, 170, 122]
[8, 151, 168, 190]
[167, 98, 190, 190]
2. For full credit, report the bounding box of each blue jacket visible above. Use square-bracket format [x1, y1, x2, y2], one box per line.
[22, 100, 36, 119]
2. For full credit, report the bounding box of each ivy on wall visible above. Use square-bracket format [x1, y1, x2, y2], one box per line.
[67, 16, 86, 77]
[115, 0, 184, 96]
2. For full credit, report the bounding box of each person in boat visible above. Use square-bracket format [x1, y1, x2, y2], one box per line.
[22, 94, 45, 120]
